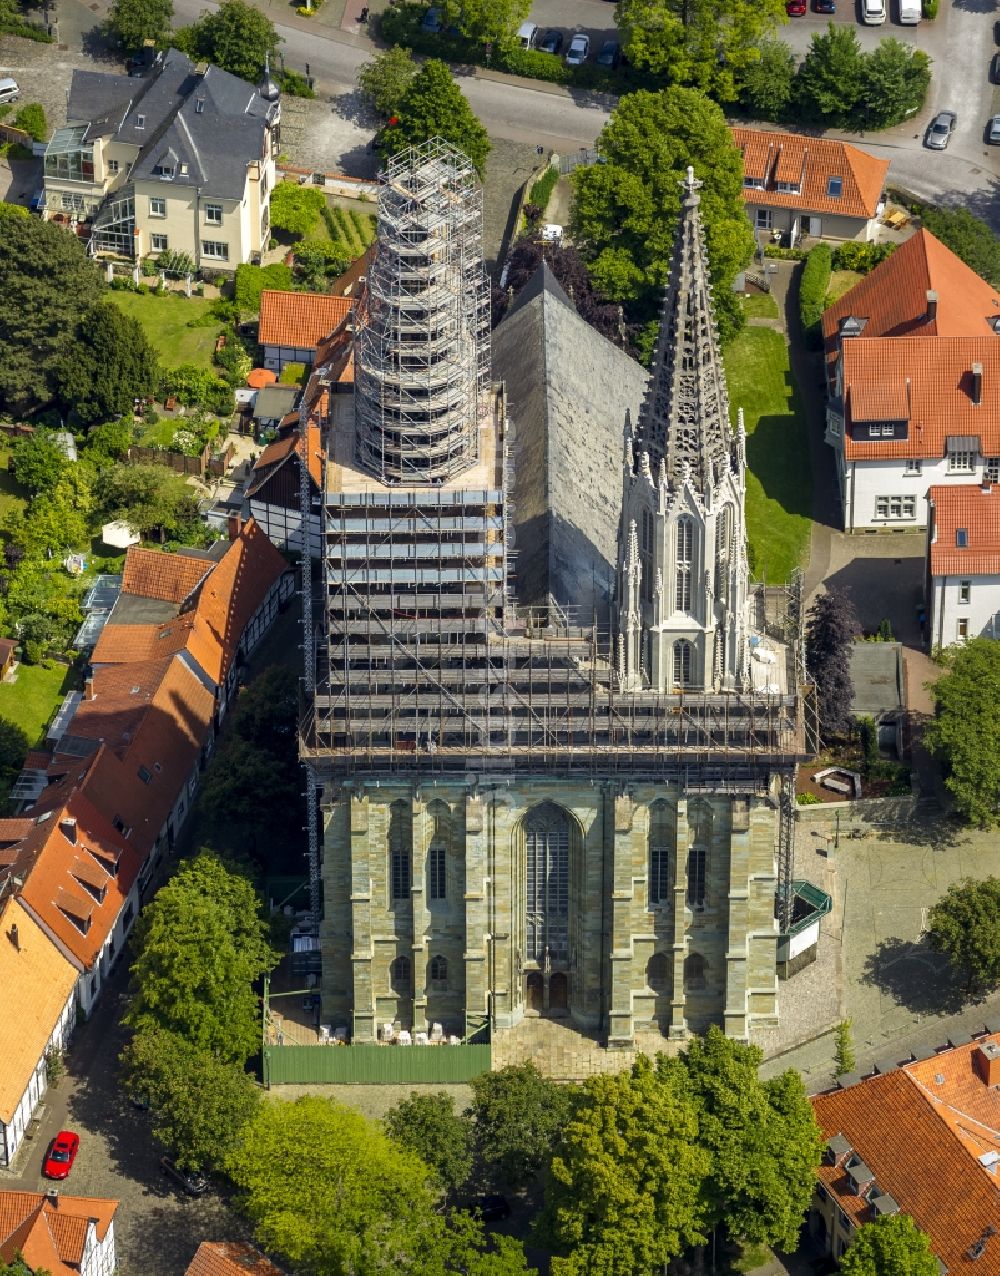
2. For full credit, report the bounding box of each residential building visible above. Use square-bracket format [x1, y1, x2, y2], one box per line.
[0, 1189, 118, 1276]
[731, 127, 888, 246]
[823, 229, 1000, 530]
[259, 290, 353, 373]
[304, 143, 816, 1052]
[810, 1033, 1000, 1270]
[925, 482, 1000, 648]
[0, 895, 78, 1169]
[0, 638, 16, 679]
[186, 1241, 285, 1276]
[252, 384, 300, 435]
[43, 48, 279, 269]
[244, 424, 323, 556]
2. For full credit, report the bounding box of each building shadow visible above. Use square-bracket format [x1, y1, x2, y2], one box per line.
[824, 556, 924, 644]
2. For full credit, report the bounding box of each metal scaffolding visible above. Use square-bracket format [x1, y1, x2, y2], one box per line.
[354, 139, 490, 485]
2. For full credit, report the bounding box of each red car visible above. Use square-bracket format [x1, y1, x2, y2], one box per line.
[786, 0, 807, 12]
[43, 1131, 80, 1180]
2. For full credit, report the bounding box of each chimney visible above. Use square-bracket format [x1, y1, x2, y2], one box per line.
[60, 816, 77, 843]
[926, 289, 938, 323]
[973, 361, 984, 406]
[974, 1040, 1000, 1086]
[44, 1189, 58, 1207]
[227, 515, 243, 542]
[84, 676, 94, 701]
[8, 922, 19, 951]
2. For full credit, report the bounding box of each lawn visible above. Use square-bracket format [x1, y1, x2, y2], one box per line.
[741, 290, 779, 321]
[724, 326, 812, 584]
[825, 269, 864, 309]
[0, 445, 28, 522]
[107, 291, 223, 370]
[0, 661, 76, 746]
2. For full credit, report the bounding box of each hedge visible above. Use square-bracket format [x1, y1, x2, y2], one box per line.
[529, 165, 559, 213]
[799, 242, 832, 348]
[831, 241, 896, 273]
[922, 0, 938, 16]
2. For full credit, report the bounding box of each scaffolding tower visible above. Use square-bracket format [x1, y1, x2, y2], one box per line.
[354, 139, 491, 485]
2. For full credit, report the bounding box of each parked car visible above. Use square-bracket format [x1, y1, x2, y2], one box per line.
[992, 51, 1000, 83]
[565, 33, 590, 65]
[596, 39, 621, 68]
[995, 18, 1000, 43]
[814, 0, 835, 11]
[988, 114, 1000, 144]
[43, 1131, 80, 1181]
[159, 1156, 208, 1197]
[925, 110, 956, 149]
[786, 0, 807, 14]
[420, 6, 443, 31]
[539, 28, 563, 54]
[467, 1194, 512, 1221]
[861, 0, 886, 23]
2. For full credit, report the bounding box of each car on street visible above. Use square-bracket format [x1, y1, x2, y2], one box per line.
[596, 39, 621, 68]
[43, 1131, 80, 1180]
[159, 1156, 208, 1197]
[565, 33, 590, 65]
[995, 19, 1000, 43]
[467, 1194, 512, 1221]
[539, 28, 563, 54]
[988, 114, 1000, 144]
[786, 0, 807, 14]
[925, 110, 957, 149]
[992, 51, 1000, 83]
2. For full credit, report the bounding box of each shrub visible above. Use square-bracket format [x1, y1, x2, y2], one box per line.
[831, 241, 896, 273]
[764, 244, 806, 260]
[528, 164, 559, 214]
[233, 262, 294, 312]
[799, 242, 832, 348]
[495, 46, 570, 84]
[278, 68, 316, 97]
[922, 0, 938, 15]
[796, 791, 821, 805]
[13, 102, 47, 141]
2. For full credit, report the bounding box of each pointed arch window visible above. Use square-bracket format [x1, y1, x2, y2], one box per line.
[684, 952, 707, 990]
[428, 842, 446, 900]
[715, 505, 731, 606]
[675, 517, 693, 612]
[673, 640, 693, 689]
[390, 954, 411, 992]
[648, 800, 674, 907]
[686, 801, 712, 908]
[429, 954, 448, 989]
[389, 801, 411, 901]
[525, 803, 570, 961]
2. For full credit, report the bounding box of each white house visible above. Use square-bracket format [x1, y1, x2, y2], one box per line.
[926, 482, 1000, 649]
[0, 1188, 118, 1276]
[823, 229, 1000, 531]
[258, 290, 352, 373]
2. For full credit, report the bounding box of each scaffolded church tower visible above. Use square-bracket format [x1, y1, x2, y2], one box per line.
[303, 142, 807, 1053]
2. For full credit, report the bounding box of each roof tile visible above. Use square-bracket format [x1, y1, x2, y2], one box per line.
[121, 547, 212, 604]
[928, 483, 1000, 576]
[258, 290, 352, 351]
[185, 1240, 286, 1276]
[731, 127, 889, 220]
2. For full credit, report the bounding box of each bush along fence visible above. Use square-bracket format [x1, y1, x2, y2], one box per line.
[799, 242, 832, 350]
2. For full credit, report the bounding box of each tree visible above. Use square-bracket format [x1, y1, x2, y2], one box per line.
[840, 1214, 939, 1276]
[358, 46, 418, 118]
[94, 463, 203, 542]
[54, 302, 159, 427]
[572, 88, 753, 341]
[107, 0, 172, 48]
[805, 588, 860, 740]
[740, 38, 796, 121]
[125, 853, 276, 1064]
[834, 1019, 856, 1075]
[0, 215, 104, 414]
[863, 39, 930, 129]
[384, 1091, 474, 1196]
[453, 0, 531, 44]
[497, 236, 630, 348]
[0, 716, 29, 813]
[84, 417, 135, 464]
[925, 638, 1000, 825]
[9, 431, 68, 496]
[293, 241, 353, 291]
[794, 24, 865, 126]
[926, 876, 1000, 992]
[678, 1028, 823, 1250]
[541, 1055, 709, 1274]
[269, 183, 327, 237]
[120, 1026, 260, 1171]
[233, 262, 294, 313]
[379, 60, 491, 177]
[469, 1062, 576, 1190]
[178, 0, 280, 83]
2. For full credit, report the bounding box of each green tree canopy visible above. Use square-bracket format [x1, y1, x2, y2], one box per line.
[863, 39, 930, 129]
[54, 302, 160, 427]
[233, 262, 294, 313]
[925, 637, 1000, 825]
[0, 215, 104, 414]
[125, 852, 276, 1064]
[470, 1061, 576, 1190]
[84, 417, 136, 465]
[795, 23, 865, 127]
[384, 1090, 474, 1196]
[678, 1028, 823, 1249]
[927, 876, 1000, 992]
[740, 38, 795, 121]
[541, 1055, 709, 1274]
[358, 45, 418, 118]
[107, 0, 173, 48]
[9, 431, 68, 496]
[178, 0, 280, 83]
[805, 589, 859, 740]
[120, 1026, 261, 1171]
[840, 1213, 939, 1276]
[94, 462, 203, 542]
[572, 87, 752, 339]
[452, 0, 531, 44]
[269, 183, 327, 237]
[379, 60, 491, 177]
[0, 716, 29, 815]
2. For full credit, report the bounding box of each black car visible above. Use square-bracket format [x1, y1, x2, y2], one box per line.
[814, 0, 835, 11]
[539, 28, 563, 54]
[992, 51, 1000, 83]
[596, 39, 621, 68]
[159, 1156, 208, 1197]
[467, 1194, 511, 1221]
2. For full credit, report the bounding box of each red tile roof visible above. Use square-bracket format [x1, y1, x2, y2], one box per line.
[0, 1190, 118, 1276]
[258, 290, 352, 351]
[121, 547, 212, 604]
[186, 1241, 285, 1276]
[731, 127, 889, 221]
[813, 1067, 1000, 1273]
[928, 483, 1000, 576]
[90, 618, 194, 665]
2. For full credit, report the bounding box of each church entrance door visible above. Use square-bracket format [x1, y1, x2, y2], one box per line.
[526, 971, 544, 1012]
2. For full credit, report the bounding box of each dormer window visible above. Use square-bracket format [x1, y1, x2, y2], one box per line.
[136, 114, 145, 130]
[827, 176, 843, 197]
[743, 176, 765, 189]
[153, 164, 174, 180]
[774, 181, 800, 194]
[196, 97, 205, 114]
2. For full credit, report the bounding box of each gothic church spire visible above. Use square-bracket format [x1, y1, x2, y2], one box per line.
[635, 166, 733, 496]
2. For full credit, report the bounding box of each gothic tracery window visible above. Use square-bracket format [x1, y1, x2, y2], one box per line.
[675, 516, 693, 612]
[648, 800, 674, 907]
[673, 640, 693, 688]
[429, 954, 448, 989]
[389, 800, 411, 901]
[525, 803, 571, 961]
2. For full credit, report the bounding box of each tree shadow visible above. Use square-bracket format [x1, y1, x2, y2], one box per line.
[330, 87, 379, 130]
[335, 139, 381, 180]
[859, 934, 967, 1015]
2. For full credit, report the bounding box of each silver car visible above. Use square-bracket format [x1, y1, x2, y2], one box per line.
[925, 111, 956, 149]
[565, 33, 590, 65]
[989, 114, 1000, 145]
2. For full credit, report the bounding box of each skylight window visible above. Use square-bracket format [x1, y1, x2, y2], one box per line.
[957, 528, 968, 548]
[827, 176, 843, 198]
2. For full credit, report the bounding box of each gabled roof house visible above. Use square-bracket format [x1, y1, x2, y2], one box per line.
[0, 1189, 118, 1276]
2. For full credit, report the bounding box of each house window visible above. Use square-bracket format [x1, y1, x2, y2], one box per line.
[137, 765, 152, 784]
[153, 164, 174, 179]
[429, 954, 448, 990]
[673, 640, 693, 688]
[755, 208, 772, 230]
[774, 181, 800, 193]
[390, 954, 411, 993]
[743, 176, 765, 189]
[867, 423, 894, 438]
[958, 617, 969, 639]
[150, 233, 168, 252]
[107, 159, 120, 175]
[948, 449, 976, 473]
[428, 843, 446, 900]
[150, 196, 166, 217]
[675, 516, 693, 612]
[903, 458, 922, 476]
[202, 240, 229, 261]
[827, 176, 843, 197]
[960, 581, 971, 604]
[987, 458, 1000, 482]
[205, 202, 223, 225]
[874, 495, 916, 521]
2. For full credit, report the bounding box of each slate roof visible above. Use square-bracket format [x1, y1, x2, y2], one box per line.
[258, 290, 353, 350]
[186, 1241, 286, 1276]
[253, 384, 301, 423]
[0, 1191, 118, 1276]
[492, 261, 647, 627]
[731, 127, 888, 220]
[0, 898, 78, 1124]
[928, 483, 1000, 576]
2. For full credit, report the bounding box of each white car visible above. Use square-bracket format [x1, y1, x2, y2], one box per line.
[861, 0, 885, 22]
[565, 33, 590, 65]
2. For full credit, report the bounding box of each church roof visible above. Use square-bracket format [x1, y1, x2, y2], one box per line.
[635, 167, 733, 495]
[493, 260, 647, 627]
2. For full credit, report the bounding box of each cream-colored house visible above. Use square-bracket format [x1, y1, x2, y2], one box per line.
[43, 49, 280, 271]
